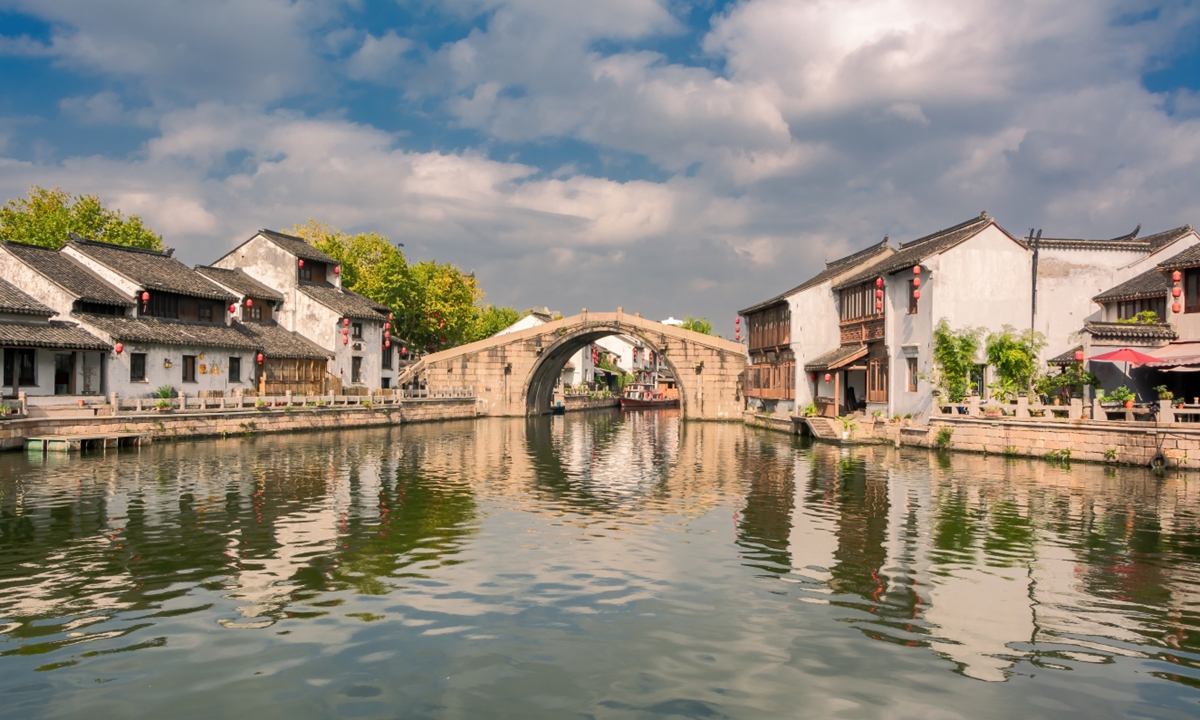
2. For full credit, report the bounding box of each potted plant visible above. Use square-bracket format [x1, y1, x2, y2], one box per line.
[1155, 385, 1174, 402]
[1108, 385, 1136, 408]
[155, 399, 172, 412]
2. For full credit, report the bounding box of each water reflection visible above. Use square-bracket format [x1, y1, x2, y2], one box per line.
[0, 414, 1198, 718]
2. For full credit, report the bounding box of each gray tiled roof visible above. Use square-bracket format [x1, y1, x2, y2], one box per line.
[195, 266, 284, 302]
[1, 242, 134, 306]
[834, 214, 1003, 290]
[1156, 230, 1200, 270]
[76, 314, 261, 351]
[257, 229, 338, 263]
[69, 240, 234, 301]
[242, 323, 331, 360]
[1083, 321, 1177, 342]
[0, 278, 54, 316]
[803, 344, 869, 372]
[0, 320, 109, 350]
[739, 239, 893, 315]
[298, 282, 389, 320]
[1047, 346, 1083, 366]
[1093, 266, 1171, 303]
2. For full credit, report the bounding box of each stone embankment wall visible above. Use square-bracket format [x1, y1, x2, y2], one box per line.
[747, 411, 1200, 469]
[563, 395, 620, 412]
[0, 397, 475, 450]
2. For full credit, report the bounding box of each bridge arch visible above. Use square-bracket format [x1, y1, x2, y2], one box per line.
[522, 324, 685, 416]
[397, 311, 745, 421]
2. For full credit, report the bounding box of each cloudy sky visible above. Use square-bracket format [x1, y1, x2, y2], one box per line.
[1, 1, 1199, 330]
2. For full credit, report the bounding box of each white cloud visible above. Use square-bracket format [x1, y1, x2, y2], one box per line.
[346, 31, 412, 81]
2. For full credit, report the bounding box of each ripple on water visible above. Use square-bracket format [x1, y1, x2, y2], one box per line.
[0, 417, 1198, 718]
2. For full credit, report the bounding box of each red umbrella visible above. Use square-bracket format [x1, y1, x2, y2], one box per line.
[1087, 348, 1160, 366]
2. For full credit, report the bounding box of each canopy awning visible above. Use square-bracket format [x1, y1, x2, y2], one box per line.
[1088, 348, 1161, 365]
[804, 344, 868, 372]
[1143, 341, 1200, 369]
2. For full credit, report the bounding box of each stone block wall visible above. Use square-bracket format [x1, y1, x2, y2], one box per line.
[0, 397, 477, 450]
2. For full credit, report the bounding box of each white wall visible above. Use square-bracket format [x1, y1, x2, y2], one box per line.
[788, 281, 842, 406]
[0, 248, 84, 320]
[102, 343, 255, 398]
[890, 225, 1032, 420]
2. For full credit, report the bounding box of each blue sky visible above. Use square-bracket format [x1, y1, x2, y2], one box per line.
[1, 0, 1199, 329]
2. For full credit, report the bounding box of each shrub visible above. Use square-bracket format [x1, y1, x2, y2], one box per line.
[155, 385, 177, 399]
[1104, 447, 1118, 462]
[985, 325, 1045, 401]
[1107, 385, 1135, 403]
[935, 427, 953, 449]
[932, 320, 982, 403]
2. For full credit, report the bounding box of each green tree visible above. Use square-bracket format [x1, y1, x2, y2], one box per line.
[291, 220, 519, 352]
[985, 325, 1046, 401]
[0, 185, 162, 250]
[931, 319, 981, 403]
[680, 316, 714, 335]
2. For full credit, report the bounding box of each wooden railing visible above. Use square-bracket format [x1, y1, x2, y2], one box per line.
[840, 318, 884, 345]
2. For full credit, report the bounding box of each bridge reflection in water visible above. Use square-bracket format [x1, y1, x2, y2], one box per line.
[0, 413, 1198, 717]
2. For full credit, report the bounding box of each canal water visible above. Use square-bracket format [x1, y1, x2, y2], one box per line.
[1, 411, 1198, 719]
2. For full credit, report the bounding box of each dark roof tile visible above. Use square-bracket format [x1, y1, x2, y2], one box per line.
[242, 323, 331, 360]
[1156, 231, 1200, 270]
[298, 283, 389, 320]
[834, 214, 1002, 290]
[803, 344, 869, 372]
[76, 314, 261, 351]
[2, 242, 134, 306]
[195, 266, 285, 302]
[69, 240, 234, 301]
[1092, 266, 1171, 303]
[257, 229, 338, 263]
[1083, 321, 1177, 342]
[1048, 346, 1083, 366]
[0, 278, 54, 316]
[0, 320, 109, 350]
[739, 239, 893, 315]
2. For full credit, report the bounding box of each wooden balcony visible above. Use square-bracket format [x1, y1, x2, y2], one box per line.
[840, 318, 884, 345]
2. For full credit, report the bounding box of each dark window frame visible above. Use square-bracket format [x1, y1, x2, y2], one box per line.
[351, 356, 363, 384]
[908, 279, 919, 315]
[229, 356, 241, 383]
[1187, 269, 1200, 313]
[130, 353, 147, 382]
[906, 357, 919, 392]
[143, 292, 179, 319]
[182, 355, 197, 383]
[382, 346, 393, 370]
[352, 322, 363, 339]
[198, 304, 214, 322]
[3, 348, 36, 387]
[298, 265, 313, 282]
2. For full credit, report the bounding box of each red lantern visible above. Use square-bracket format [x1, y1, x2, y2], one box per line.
[384, 330, 390, 339]
[343, 318, 350, 326]
[824, 373, 832, 383]
[257, 353, 264, 363]
[334, 266, 340, 275]
[229, 304, 236, 313]
[735, 333, 741, 341]
[810, 372, 817, 381]
[439, 320, 445, 329]
[245, 298, 253, 308]
[1174, 270, 1182, 283]
[875, 277, 883, 288]
[434, 311, 440, 318]
[1174, 302, 1182, 314]
[1174, 287, 1183, 298]
[343, 337, 349, 345]
[875, 288, 883, 298]
[298, 259, 304, 268]
[876, 301, 883, 311]
[141, 291, 150, 302]
[342, 327, 349, 336]
[913, 265, 921, 275]
[735, 317, 740, 325]
[401, 347, 407, 357]
[389, 313, 394, 320]
[913, 277, 921, 288]
[114, 343, 123, 354]
[441, 334, 446, 343]
[913, 289, 921, 300]
[385, 340, 391, 348]
[1074, 350, 1084, 362]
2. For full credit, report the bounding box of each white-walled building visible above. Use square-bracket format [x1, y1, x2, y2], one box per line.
[0, 278, 110, 397]
[494, 309, 597, 386]
[212, 230, 394, 391]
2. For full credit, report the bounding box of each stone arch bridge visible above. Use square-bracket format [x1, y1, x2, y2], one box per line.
[397, 310, 746, 420]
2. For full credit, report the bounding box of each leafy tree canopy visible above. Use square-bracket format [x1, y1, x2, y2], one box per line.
[0, 185, 162, 250]
[290, 219, 519, 352]
[680, 316, 714, 335]
[932, 319, 981, 403]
